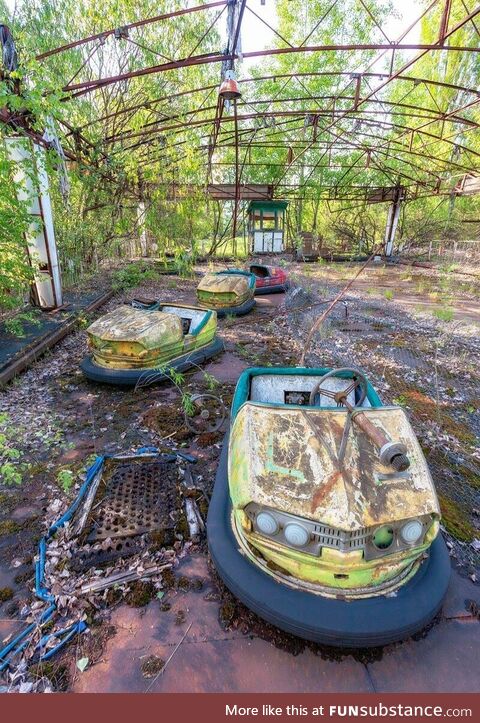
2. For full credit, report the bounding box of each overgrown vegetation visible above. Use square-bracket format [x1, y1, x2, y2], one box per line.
[1, 0, 480, 315]
[111, 261, 159, 291]
[0, 412, 28, 485]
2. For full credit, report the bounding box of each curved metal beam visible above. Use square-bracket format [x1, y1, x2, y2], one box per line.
[75, 70, 480, 132]
[36, 2, 227, 60]
[62, 36, 480, 96]
[101, 91, 479, 145]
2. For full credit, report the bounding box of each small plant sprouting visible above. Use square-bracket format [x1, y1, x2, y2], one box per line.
[167, 367, 185, 387]
[433, 307, 454, 323]
[384, 289, 394, 301]
[203, 371, 220, 391]
[0, 413, 28, 485]
[76, 313, 90, 329]
[57, 468, 75, 493]
[181, 393, 195, 417]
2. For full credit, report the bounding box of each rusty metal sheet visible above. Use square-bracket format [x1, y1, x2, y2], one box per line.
[229, 404, 440, 531]
[84, 457, 179, 542]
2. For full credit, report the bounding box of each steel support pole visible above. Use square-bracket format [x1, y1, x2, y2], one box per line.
[384, 186, 403, 257]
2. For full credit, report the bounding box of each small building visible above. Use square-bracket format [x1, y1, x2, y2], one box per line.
[247, 200, 288, 254]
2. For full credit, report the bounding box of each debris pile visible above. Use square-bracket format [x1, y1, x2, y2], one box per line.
[0, 448, 208, 688]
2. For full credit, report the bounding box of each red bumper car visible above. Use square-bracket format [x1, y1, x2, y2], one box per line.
[249, 264, 289, 295]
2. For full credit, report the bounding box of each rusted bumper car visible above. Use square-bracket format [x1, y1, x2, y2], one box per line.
[249, 264, 289, 295]
[196, 270, 256, 317]
[208, 367, 450, 647]
[81, 301, 223, 386]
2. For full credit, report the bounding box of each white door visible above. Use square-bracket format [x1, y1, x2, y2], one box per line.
[272, 232, 283, 252]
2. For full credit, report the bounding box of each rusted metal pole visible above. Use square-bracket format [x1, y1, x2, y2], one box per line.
[342, 399, 410, 471]
[439, 0, 453, 44]
[384, 186, 404, 257]
[232, 97, 240, 247]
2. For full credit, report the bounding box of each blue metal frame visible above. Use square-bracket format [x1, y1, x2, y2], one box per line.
[0, 449, 166, 672]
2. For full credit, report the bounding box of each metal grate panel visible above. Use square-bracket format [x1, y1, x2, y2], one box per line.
[85, 458, 178, 542]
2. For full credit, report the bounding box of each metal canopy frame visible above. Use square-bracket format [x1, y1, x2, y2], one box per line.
[3, 0, 480, 207]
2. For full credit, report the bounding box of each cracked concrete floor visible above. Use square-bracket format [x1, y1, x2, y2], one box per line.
[73, 555, 480, 693]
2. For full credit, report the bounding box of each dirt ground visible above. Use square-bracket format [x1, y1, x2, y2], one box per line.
[0, 259, 479, 692]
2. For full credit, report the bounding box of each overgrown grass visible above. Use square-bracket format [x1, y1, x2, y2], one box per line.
[0, 413, 29, 485]
[111, 261, 159, 291]
[433, 306, 454, 322]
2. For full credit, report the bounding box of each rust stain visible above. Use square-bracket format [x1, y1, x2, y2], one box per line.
[229, 403, 440, 530]
[311, 469, 342, 512]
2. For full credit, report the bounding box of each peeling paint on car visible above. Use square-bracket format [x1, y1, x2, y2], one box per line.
[86, 303, 217, 369]
[228, 401, 441, 593]
[197, 272, 255, 309]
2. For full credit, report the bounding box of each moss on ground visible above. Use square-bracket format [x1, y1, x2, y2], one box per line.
[126, 580, 156, 607]
[174, 609, 186, 625]
[219, 600, 236, 628]
[0, 520, 21, 535]
[141, 655, 165, 678]
[439, 495, 476, 542]
[0, 493, 16, 513]
[403, 389, 477, 447]
[0, 587, 14, 602]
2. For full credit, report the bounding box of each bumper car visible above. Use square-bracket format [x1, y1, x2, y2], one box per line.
[249, 264, 289, 295]
[208, 366, 450, 647]
[81, 300, 223, 386]
[196, 270, 256, 318]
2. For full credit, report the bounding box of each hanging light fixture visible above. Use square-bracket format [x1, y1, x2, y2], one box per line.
[219, 69, 241, 100]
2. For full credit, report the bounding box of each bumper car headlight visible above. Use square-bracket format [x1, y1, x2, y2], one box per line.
[400, 519, 423, 545]
[256, 511, 279, 536]
[372, 525, 394, 550]
[284, 523, 310, 547]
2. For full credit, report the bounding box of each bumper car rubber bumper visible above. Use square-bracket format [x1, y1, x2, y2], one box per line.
[207, 433, 451, 648]
[254, 282, 289, 296]
[213, 298, 256, 318]
[81, 337, 224, 386]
